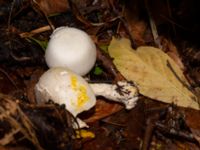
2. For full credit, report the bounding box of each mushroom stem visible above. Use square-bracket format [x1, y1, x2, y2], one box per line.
[89, 81, 138, 110]
[73, 117, 89, 129]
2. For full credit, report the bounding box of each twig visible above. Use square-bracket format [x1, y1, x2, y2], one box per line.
[0, 94, 44, 150]
[166, 60, 192, 92]
[96, 46, 125, 81]
[144, 0, 162, 49]
[101, 118, 126, 127]
[111, 4, 137, 49]
[166, 0, 176, 34]
[32, 0, 55, 31]
[19, 25, 51, 38]
[155, 122, 196, 142]
[10, 50, 31, 62]
[160, 14, 190, 31]
[8, 0, 15, 28]
[167, 60, 200, 107]
[119, 17, 137, 49]
[142, 113, 160, 150]
[69, 0, 119, 27]
[68, 0, 91, 27]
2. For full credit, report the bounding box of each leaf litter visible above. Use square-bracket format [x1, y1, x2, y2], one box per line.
[0, 0, 200, 150]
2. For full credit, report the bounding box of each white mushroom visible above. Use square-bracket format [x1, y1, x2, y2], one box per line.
[35, 67, 96, 128]
[35, 68, 138, 128]
[45, 26, 96, 76]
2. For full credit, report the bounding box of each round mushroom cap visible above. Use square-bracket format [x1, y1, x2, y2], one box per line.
[35, 67, 96, 116]
[45, 26, 97, 76]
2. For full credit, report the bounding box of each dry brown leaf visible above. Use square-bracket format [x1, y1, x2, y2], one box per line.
[84, 99, 123, 123]
[124, 0, 147, 46]
[185, 109, 200, 145]
[108, 37, 199, 110]
[33, 0, 70, 15]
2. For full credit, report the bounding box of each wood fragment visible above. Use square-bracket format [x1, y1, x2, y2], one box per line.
[156, 122, 196, 142]
[19, 25, 51, 38]
[142, 113, 160, 150]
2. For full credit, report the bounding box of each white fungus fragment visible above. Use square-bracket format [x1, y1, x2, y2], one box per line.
[89, 81, 138, 109]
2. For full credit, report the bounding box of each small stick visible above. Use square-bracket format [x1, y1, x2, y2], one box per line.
[10, 51, 31, 62]
[8, 0, 16, 28]
[155, 122, 196, 142]
[96, 46, 124, 81]
[19, 25, 51, 38]
[144, 0, 162, 49]
[32, 0, 55, 31]
[101, 119, 126, 127]
[166, 60, 199, 106]
[142, 113, 160, 150]
[111, 5, 137, 49]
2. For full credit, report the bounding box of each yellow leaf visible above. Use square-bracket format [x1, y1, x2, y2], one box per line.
[108, 37, 199, 110]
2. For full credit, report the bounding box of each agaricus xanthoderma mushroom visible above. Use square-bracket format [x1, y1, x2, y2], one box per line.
[35, 68, 138, 128]
[45, 26, 96, 76]
[35, 67, 96, 128]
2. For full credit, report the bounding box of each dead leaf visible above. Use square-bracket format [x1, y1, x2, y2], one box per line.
[123, 0, 148, 46]
[185, 109, 200, 145]
[84, 99, 123, 123]
[33, 0, 70, 15]
[108, 37, 199, 110]
[25, 68, 45, 104]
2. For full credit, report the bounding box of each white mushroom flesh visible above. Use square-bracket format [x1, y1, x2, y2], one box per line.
[89, 81, 138, 109]
[45, 26, 96, 76]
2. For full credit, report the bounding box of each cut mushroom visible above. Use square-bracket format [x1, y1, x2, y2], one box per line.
[35, 67, 138, 128]
[45, 26, 96, 76]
